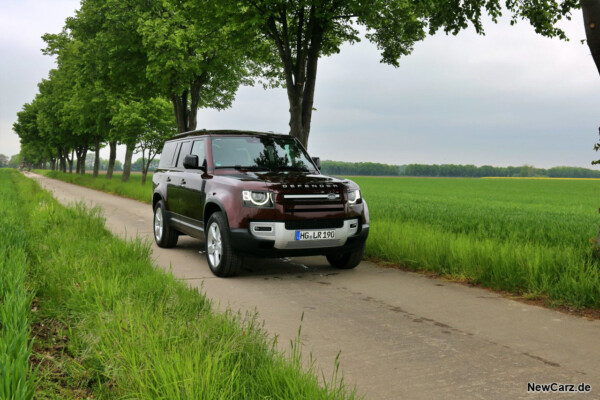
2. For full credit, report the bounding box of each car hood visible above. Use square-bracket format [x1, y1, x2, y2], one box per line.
[218, 171, 357, 190]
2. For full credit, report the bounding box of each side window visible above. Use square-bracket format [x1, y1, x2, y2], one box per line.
[158, 141, 178, 169]
[191, 140, 206, 165]
[176, 141, 193, 168]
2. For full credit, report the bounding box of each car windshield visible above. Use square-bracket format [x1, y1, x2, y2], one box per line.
[211, 136, 316, 172]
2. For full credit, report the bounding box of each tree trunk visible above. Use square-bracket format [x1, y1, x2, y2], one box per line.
[172, 91, 189, 133]
[170, 75, 206, 133]
[287, 90, 305, 144]
[93, 136, 100, 178]
[583, 0, 600, 76]
[122, 144, 134, 182]
[67, 149, 74, 173]
[59, 149, 67, 173]
[50, 158, 56, 171]
[106, 140, 117, 179]
[75, 145, 87, 175]
[268, 10, 323, 148]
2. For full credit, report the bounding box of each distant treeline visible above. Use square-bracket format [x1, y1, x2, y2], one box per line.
[320, 161, 401, 176]
[320, 161, 600, 178]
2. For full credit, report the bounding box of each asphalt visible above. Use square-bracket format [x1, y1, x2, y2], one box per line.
[26, 172, 600, 400]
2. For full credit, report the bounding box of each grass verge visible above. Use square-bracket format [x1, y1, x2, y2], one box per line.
[35, 170, 152, 203]
[5, 170, 356, 398]
[0, 171, 35, 399]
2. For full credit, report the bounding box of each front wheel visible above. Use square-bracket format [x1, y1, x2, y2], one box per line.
[205, 212, 242, 277]
[154, 200, 178, 248]
[326, 242, 365, 269]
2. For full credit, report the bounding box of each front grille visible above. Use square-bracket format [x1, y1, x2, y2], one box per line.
[284, 219, 345, 230]
[284, 207, 345, 213]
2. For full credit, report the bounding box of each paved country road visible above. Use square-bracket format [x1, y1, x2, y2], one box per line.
[26, 172, 600, 399]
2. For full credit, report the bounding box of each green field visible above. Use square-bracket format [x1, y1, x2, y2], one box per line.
[355, 177, 600, 308]
[38, 170, 600, 308]
[3, 170, 355, 399]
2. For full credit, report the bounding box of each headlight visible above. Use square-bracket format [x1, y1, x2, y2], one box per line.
[242, 190, 274, 208]
[347, 189, 361, 205]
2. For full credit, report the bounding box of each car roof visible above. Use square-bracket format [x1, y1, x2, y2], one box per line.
[170, 129, 289, 141]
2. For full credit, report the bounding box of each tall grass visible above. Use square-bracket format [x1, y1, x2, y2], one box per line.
[0, 170, 35, 399]
[10, 170, 357, 399]
[36, 170, 153, 203]
[354, 177, 600, 308]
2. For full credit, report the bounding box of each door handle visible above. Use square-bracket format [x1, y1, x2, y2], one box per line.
[181, 179, 186, 185]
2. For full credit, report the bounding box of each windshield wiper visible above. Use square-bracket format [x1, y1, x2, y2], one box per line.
[215, 165, 272, 171]
[272, 165, 310, 172]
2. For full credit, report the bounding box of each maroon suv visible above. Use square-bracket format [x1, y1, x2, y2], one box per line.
[152, 130, 370, 277]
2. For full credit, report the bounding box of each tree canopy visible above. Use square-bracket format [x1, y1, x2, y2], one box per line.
[226, 0, 580, 146]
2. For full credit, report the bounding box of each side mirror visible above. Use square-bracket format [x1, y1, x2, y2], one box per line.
[312, 157, 321, 170]
[183, 154, 199, 169]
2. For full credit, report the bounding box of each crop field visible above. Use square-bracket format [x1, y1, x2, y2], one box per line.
[353, 177, 600, 308]
[39, 170, 600, 308]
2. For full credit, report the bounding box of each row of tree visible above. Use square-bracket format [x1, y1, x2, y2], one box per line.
[321, 161, 400, 176]
[13, 0, 592, 185]
[321, 161, 600, 178]
[403, 164, 600, 178]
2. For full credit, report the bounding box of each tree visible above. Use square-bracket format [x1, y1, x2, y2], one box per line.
[582, 1, 600, 76]
[64, 0, 150, 178]
[8, 154, 22, 169]
[230, 0, 578, 147]
[111, 98, 177, 184]
[137, 0, 255, 133]
[0, 154, 8, 168]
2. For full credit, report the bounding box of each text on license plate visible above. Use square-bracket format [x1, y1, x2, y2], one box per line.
[295, 230, 336, 240]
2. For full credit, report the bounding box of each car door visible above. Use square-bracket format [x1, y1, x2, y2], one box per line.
[167, 140, 192, 217]
[180, 139, 208, 229]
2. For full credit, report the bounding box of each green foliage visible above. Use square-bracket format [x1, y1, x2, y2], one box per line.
[83, 154, 123, 171]
[403, 164, 600, 178]
[132, 157, 159, 172]
[10, 170, 356, 398]
[320, 161, 600, 178]
[0, 170, 36, 399]
[355, 176, 600, 308]
[8, 154, 22, 169]
[111, 98, 176, 152]
[321, 161, 400, 176]
[225, 0, 580, 144]
[138, 0, 252, 109]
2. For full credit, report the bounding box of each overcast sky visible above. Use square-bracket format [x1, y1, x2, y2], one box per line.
[2, 0, 600, 168]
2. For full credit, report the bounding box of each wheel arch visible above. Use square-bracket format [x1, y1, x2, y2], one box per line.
[153, 192, 164, 210]
[204, 200, 228, 229]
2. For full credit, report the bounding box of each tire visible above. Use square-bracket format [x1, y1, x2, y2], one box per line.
[205, 212, 242, 277]
[326, 242, 365, 269]
[154, 200, 178, 248]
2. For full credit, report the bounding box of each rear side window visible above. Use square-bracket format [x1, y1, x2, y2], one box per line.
[158, 141, 178, 169]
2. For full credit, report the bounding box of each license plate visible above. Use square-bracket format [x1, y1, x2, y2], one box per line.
[295, 230, 336, 241]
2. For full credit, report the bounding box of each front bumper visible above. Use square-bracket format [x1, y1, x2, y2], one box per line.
[230, 222, 369, 258]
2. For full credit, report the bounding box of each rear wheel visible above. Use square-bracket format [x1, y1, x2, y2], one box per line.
[154, 200, 178, 248]
[205, 212, 241, 277]
[326, 242, 365, 269]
